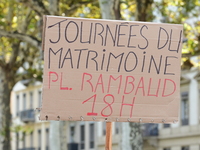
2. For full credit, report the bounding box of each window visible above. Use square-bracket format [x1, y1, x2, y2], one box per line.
[38, 130, 41, 150]
[38, 91, 42, 107]
[16, 95, 20, 116]
[89, 123, 95, 148]
[181, 92, 189, 126]
[163, 124, 170, 128]
[80, 125, 85, 149]
[16, 132, 19, 150]
[46, 128, 49, 150]
[30, 131, 33, 148]
[181, 146, 189, 150]
[23, 132, 26, 148]
[70, 126, 75, 143]
[23, 93, 26, 110]
[30, 92, 33, 109]
[115, 122, 120, 134]
[103, 122, 106, 135]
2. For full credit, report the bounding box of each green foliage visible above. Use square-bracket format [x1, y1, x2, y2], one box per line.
[12, 125, 33, 134]
[119, 0, 200, 61]
[59, 0, 100, 18]
[156, 0, 200, 58]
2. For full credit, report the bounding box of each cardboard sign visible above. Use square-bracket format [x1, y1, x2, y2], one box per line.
[40, 15, 183, 123]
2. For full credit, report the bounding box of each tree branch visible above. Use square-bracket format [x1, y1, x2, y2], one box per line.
[8, 42, 20, 67]
[48, 0, 59, 15]
[65, 0, 98, 15]
[20, 8, 32, 33]
[0, 29, 41, 49]
[18, 0, 50, 16]
[0, 59, 6, 68]
[182, 50, 200, 57]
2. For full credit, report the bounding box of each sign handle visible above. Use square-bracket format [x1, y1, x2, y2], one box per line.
[105, 122, 112, 150]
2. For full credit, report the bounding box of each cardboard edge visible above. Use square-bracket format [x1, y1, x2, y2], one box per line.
[39, 15, 47, 121]
[45, 15, 184, 27]
[41, 15, 47, 51]
[39, 114, 179, 124]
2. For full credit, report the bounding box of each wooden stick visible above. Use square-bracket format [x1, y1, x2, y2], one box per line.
[105, 122, 112, 150]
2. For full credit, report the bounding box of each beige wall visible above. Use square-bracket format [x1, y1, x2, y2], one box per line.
[158, 72, 200, 150]
[11, 82, 50, 150]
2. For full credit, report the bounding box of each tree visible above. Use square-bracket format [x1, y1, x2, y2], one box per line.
[98, 1, 152, 150]
[0, 1, 42, 149]
[121, 1, 155, 149]
[156, 0, 200, 69]
[98, 0, 121, 20]
[0, 0, 100, 149]
[129, 1, 154, 149]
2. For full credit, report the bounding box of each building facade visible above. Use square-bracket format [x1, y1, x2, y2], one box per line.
[157, 68, 200, 150]
[11, 81, 49, 150]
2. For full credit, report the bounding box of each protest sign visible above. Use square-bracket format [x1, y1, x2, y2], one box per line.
[40, 15, 183, 123]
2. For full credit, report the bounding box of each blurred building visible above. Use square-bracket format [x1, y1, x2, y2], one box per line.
[156, 68, 200, 150]
[11, 80, 49, 150]
[10, 67, 200, 150]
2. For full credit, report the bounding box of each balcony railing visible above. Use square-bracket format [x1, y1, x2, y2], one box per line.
[163, 124, 171, 128]
[18, 147, 48, 150]
[68, 143, 78, 150]
[20, 109, 35, 123]
[18, 148, 36, 150]
[143, 123, 158, 137]
[181, 118, 189, 126]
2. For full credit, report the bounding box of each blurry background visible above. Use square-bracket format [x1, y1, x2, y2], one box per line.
[0, 0, 199, 150]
